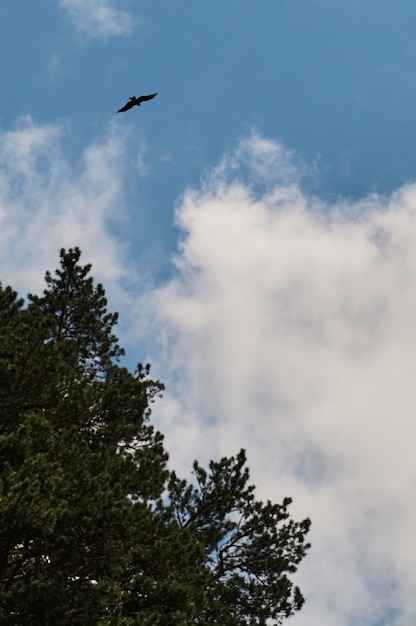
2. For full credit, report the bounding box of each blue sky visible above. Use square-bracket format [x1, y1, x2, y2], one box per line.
[1, 1, 416, 625]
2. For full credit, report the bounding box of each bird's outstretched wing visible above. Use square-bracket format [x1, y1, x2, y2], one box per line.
[117, 99, 136, 113]
[136, 93, 158, 104]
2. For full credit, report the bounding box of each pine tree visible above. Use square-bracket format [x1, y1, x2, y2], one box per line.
[29, 247, 124, 377]
[169, 450, 311, 625]
[0, 249, 171, 623]
[0, 249, 310, 625]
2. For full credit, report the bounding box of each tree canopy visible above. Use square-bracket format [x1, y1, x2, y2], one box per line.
[0, 248, 311, 625]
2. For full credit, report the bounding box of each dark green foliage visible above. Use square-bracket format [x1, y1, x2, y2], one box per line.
[0, 249, 311, 625]
[169, 450, 311, 625]
[29, 247, 124, 374]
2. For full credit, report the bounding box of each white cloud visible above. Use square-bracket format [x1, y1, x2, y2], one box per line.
[0, 115, 130, 302]
[59, 0, 134, 40]
[144, 133, 416, 625]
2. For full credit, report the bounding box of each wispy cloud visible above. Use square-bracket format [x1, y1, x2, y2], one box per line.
[143, 133, 416, 626]
[0, 115, 130, 299]
[45, 51, 63, 81]
[59, 0, 135, 40]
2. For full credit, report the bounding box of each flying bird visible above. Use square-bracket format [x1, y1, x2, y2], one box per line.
[117, 93, 158, 113]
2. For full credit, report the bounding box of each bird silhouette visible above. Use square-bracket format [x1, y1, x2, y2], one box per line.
[117, 93, 157, 113]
